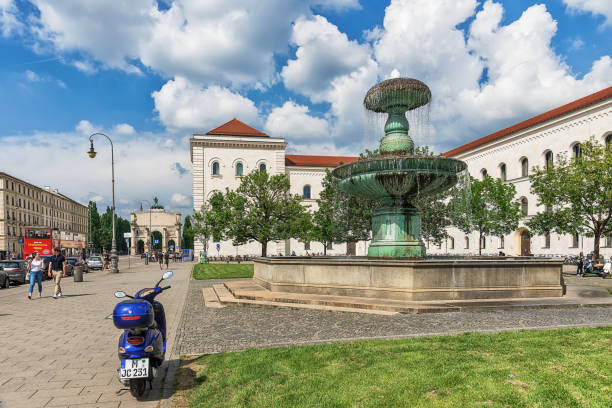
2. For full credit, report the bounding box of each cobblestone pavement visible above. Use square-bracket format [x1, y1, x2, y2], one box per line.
[0, 257, 191, 408]
[176, 279, 612, 356]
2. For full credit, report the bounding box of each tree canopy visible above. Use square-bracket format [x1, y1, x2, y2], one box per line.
[182, 215, 194, 250]
[527, 138, 612, 259]
[451, 176, 522, 255]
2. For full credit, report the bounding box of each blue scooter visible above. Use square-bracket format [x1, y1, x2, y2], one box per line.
[112, 271, 173, 398]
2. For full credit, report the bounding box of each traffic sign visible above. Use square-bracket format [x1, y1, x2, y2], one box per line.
[123, 232, 132, 238]
[216, 243, 220, 252]
[154, 239, 159, 244]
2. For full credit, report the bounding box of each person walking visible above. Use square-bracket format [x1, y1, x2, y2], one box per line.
[158, 251, 164, 270]
[48, 248, 66, 298]
[27, 251, 44, 299]
[164, 251, 169, 270]
[577, 252, 584, 277]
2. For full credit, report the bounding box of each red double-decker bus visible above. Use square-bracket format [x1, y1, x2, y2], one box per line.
[24, 227, 54, 257]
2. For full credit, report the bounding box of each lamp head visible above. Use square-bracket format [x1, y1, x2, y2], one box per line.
[88, 141, 97, 158]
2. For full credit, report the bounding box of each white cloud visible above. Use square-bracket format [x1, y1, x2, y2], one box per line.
[24, 69, 66, 88]
[563, 0, 612, 26]
[25, 70, 40, 82]
[282, 15, 374, 101]
[75, 120, 95, 135]
[0, 0, 20, 37]
[264, 101, 329, 142]
[0, 123, 192, 217]
[171, 193, 191, 207]
[152, 77, 260, 131]
[113, 123, 136, 136]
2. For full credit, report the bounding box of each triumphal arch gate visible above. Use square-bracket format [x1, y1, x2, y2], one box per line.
[129, 198, 182, 254]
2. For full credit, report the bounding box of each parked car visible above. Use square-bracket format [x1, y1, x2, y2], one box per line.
[65, 257, 88, 275]
[87, 256, 103, 270]
[0, 268, 9, 288]
[0, 260, 27, 285]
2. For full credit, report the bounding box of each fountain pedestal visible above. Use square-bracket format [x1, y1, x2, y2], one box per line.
[368, 204, 425, 258]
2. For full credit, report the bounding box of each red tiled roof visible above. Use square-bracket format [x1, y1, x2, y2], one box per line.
[443, 86, 612, 157]
[206, 118, 268, 137]
[285, 154, 359, 167]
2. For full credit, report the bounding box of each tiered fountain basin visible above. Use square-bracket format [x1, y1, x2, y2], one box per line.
[253, 256, 564, 301]
[333, 156, 467, 258]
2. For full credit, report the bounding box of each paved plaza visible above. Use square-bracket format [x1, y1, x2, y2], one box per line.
[0, 257, 191, 408]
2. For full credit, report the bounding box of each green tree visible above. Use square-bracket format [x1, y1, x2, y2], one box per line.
[527, 138, 612, 260]
[99, 206, 131, 253]
[88, 201, 102, 252]
[313, 170, 374, 254]
[215, 170, 310, 256]
[182, 215, 194, 250]
[451, 176, 522, 255]
[414, 188, 457, 247]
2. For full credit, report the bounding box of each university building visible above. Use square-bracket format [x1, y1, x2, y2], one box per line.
[191, 86, 612, 258]
[0, 172, 89, 259]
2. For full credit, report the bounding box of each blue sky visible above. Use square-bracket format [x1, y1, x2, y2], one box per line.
[0, 0, 610, 216]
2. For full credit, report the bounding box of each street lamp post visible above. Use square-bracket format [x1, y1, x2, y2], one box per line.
[88, 133, 119, 273]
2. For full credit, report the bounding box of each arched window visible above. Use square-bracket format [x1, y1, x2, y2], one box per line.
[212, 161, 220, 175]
[259, 163, 266, 172]
[481, 235, 486, 249]
[544, 151, 553, 169]
[521, 158, 529, 177]
[544, 233, 551, 248]
[303, 185, 311, 199]
[449, 237, 455, 249]
[521, 197, 528, 215]
[572, 233, 579, 248]
[606, 134, 612, 149]
[464, 236, 469, 249]
[572, 143, 581, 159]
[235, 162, 243, 176]
[499, 235, 504, 249]
[481, 169, 488, 180]
[500, 164, 506, 181]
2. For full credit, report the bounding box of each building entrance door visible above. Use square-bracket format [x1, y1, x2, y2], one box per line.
[520, 230, 531, 256]
[347, 242, 356, 256]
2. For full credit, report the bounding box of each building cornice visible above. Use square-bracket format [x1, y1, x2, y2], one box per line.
[190, 139, 288, 162]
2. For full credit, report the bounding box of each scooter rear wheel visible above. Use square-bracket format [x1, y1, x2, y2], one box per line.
[129, 379, 146, 398]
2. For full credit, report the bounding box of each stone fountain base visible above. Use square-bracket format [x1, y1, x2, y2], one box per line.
[253, 257, 564, 301]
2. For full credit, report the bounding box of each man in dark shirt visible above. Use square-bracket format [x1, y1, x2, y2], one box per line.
[48, 248, 66, 298]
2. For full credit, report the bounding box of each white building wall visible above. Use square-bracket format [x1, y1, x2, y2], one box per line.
[432, 98, 612, 258]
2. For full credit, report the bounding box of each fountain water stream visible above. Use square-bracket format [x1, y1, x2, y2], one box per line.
[332, 78, 467, 258]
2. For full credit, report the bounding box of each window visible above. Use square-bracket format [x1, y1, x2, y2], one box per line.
[449, 237, 454, 249]
[464, 236, 469, 249]
[499, 235, 504, 249]
[303, 185, 311, 199]
[304, 241, 310, 250]
[571, 233, 579, 248]
[520, 197, 528, 215]
[481, 169, 488, 180]
[544, 233, 551, 248]
[572, 143, 581, 159]
[259, 163, 266, 172]
[604, 236, 612, 248]
[327, 242, 333, 250]
[212, 161, 220, 175]
[544, 151, 553, 169]
[500, 164, 506, 181]
[235, 162, 243, 176]
[521, 158, 528, 177]
[480, 235, 486, 249]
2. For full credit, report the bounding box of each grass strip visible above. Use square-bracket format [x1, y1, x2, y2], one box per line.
[174, 326, 612, 408]
[192, 263, 254, 280]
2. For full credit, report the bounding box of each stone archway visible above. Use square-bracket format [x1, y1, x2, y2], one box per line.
[137, 240, 145, 254]
[152, 231, 163, 250]
[168, 239, 176, 253]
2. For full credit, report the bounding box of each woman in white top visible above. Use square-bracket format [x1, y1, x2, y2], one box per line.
[27, 251, 44, 299]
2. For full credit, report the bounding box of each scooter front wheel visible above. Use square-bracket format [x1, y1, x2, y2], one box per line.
[129, 378, 147, 398]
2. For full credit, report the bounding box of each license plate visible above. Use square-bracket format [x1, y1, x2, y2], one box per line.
[120, 358, 149, 379]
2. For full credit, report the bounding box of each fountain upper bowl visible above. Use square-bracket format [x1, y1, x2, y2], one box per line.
[332, 156, 467, 200]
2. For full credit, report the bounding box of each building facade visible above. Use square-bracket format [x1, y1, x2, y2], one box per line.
[0, 172, 88, 259]
[191, 86, 611, 259]
[130, 199, 182, 255]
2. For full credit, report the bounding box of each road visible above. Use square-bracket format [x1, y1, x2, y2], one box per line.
[0, 256, 191, 408]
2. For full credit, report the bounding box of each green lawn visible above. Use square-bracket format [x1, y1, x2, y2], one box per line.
[192, 263, 254, 280]
[175, 326, 612, 408]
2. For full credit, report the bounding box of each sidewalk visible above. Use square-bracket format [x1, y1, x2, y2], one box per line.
[0, 256, 192, 408]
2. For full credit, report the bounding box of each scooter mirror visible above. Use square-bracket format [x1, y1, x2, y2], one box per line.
[114, 291, 127, 298]
[162, 271, 173, 280]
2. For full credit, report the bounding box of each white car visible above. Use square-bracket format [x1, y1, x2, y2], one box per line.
[87, 256, 103, 270]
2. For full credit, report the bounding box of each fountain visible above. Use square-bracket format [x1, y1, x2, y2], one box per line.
[243, 78, 564, 307]
[332, 78, 466, 258]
